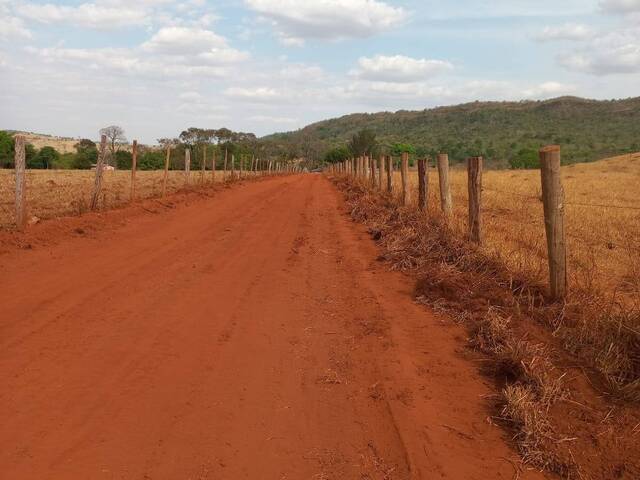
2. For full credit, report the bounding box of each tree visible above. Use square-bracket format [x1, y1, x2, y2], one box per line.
[390, 143, 416, 156]
[99, 125, 127, 168]
[31, 146, 60, 169]
[324, 146, 351, 164]
[509, 148, 539, 169]
[115, 150, 133, 169]
[0, 130, 14, 168]
[73, 139, 98, 169]
[348, 130, 377, 157]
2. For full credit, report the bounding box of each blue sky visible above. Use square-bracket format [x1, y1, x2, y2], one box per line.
[1, 0, 639, 143]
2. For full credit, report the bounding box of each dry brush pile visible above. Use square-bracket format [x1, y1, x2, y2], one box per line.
[332, 157, 639, 479]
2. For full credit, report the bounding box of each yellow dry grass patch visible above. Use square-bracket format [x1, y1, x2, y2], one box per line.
[389, 152, 640, 300]
[0, 169, 234, 227]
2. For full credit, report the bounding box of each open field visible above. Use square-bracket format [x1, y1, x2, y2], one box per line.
[387, 153, 640, 303]
[0, 169, 249, 228]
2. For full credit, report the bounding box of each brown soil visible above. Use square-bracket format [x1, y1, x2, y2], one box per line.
[0, 174, 552, 479]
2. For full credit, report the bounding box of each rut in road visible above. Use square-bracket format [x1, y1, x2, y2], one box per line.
[0, 174, 549, 479]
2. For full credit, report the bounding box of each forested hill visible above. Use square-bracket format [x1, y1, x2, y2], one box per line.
[267, 96, 640, 167]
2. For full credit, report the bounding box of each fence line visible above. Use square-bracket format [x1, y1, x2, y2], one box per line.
[330, 146, 573, 300]
[6, 136, 302, 230]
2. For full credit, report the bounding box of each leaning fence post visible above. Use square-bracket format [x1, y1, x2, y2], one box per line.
[437, 153, 452, 218]
[401, 152, 409, 205]
[14, 135, 27, 230]
[130, 140, 138, 201]
[467, 156, 483, 243]
[90, 135, 107, 210]
[418, 157, 427, 211]
[539, 145, 567, 300]
[162, 145, 171, 197]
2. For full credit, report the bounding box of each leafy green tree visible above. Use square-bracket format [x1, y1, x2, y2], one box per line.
[348, 130, 377, 157]
[390, 143, 416, 156]
[509, 148, 539, 169]
[324, 146, 351, 164]
[115, 150, 133, 169]
[138, 151, 165, 170]
[0, 130, 14, 167]
[73, 139, 98, 169]
[31, 146, 59, 169]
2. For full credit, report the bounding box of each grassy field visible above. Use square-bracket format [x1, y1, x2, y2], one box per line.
[0, 169, 247, 228]
[378, 152, 640, 302]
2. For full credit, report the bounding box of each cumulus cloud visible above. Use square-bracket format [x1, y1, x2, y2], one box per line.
[351, 55, 453, 82]
[223, 87, 286, 103]
[559, 29, 640, 74]
[534, 23, 594, 42]
[15, 2, 151, 29]
[244, 0, 407, 45]
[600, 0, 640, 13]
[522, 81, 576, 98]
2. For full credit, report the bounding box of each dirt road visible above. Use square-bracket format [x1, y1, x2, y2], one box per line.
[1, 175, 548, 479]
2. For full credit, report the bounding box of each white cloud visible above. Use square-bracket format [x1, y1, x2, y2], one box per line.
[522, 81, 576, 98]
[15, 2, 151, 29]
[351, 55, 453, 82]
[248, 115, 298, 124]
[559, 29, 640, 74]
[600, 0, 640, 13]
[224, 87, 286, 102]
[245, 0, 407, 44]
[534, 23, 594, 42]
[0, 6, 32, 39]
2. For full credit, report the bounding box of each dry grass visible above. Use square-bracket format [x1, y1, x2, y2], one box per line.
[333, 156, 640, 478]
[394, 152, 640, 304]
[0, 169, 253, 228]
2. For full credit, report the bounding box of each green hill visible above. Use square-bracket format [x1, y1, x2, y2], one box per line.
[266, 96, 640, 167]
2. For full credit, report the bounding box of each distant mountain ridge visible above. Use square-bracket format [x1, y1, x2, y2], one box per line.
[266, 96, 640, 166]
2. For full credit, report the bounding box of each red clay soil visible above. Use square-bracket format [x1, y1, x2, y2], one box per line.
[0, 175, 551, 479]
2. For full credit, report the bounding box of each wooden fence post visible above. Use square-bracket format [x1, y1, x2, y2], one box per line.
[437, 153, 452, 218]
[201, 146, 206, 184]
[386, 155, 393, 192]
[14, 135, 27, 230]
[467, 156, 483, 243]
[223, 148, 228, 180]
[239, 155, 244, 179]
[231, 154, 236, 180]
[212, 150, 216, 182]
[184, 148, 191, 186]
[90, 135, 107, 210]
[401, 152, 409, 205]
[539, 145, 567, 300]
[370, 155, 376, 187]
[378, 155, 384, 190]
[130, 140, 137, 201]
[418, 157, 427, 212]
[162, 145, 171, 197]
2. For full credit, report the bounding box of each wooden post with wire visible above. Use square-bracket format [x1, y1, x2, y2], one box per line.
[14, 135, 27, 230]
[201, 146, 206, 184]
[437, 153, 452, 218]
[378, 155, 384, 190]
[401, 152, 409, 205]
[417, 157, 427, 212]
[386, 155, 393, 192]
[467, 156, 483, 243]
[130, 140, 137, 201]
[539, 145, 567, 300]
[231, 154, 236, 180]
[90, 135, 107, 211]
[212, 150, 216, 182]
[184, 148, 191, 186]
[223, 148, 228, 180]
[370, 155, 376, 187]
